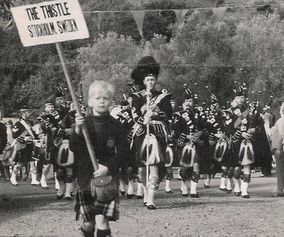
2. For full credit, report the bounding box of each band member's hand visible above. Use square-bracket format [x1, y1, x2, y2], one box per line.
[187, 135, 197, 143]
[93, 164, 109, 177]
[141, 105, 147, 115]
[143, 111, 153, 125]
[241, 132, 251, 140]
[247, 128, 256, 134]
[75, 113, 84, 134]
[215, 133, 226, 140]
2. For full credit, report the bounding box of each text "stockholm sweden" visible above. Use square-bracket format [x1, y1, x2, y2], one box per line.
[25, 2, 79, 38]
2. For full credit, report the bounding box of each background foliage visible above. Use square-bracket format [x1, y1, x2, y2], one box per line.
[1, 0, 284, 117]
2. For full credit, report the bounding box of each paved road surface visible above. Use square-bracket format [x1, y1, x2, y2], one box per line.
[0, 172, 283, 237]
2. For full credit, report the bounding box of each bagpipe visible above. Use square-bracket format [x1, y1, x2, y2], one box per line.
[37, 111, 74, 166]
[53, 110, 73, 148]
[140, 90, 170, 118]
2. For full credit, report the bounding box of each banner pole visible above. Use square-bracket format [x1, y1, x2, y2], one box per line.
[55, 42, 98, 171]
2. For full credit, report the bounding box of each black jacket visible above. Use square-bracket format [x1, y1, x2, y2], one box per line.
[69, 114, 136, 191]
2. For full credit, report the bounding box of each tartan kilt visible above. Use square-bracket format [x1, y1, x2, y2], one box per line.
[74, 190, 119, 222]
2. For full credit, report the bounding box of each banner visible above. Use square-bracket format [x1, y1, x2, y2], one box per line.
[174, 9, 189, 28]
[11, 0, 89, 47]
[212, 7, 227, 20]
[131, 11, 145, 38]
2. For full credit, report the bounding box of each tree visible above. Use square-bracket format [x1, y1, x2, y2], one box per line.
[230, 13, 284, 112]
[76, 32, 144, 102]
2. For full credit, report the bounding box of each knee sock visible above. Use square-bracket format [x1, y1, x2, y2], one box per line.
[190, 181, 198, 194]
[220, 177, 226, 189]
[204, 175, 211, 186]
[127, 180, 134, 195]
[136, 182, 143, 196]
[181, 181, 189, 195]
[147, 187, 155, 206]
[143, 185, 148, 204]
[165, 180, 171, 192]
[234, 178, 241, 193]
[226, 178, 233, 191]
[241, 180, 249, 196]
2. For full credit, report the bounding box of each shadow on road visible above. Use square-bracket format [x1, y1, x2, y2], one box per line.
[0, 181, 74, 224]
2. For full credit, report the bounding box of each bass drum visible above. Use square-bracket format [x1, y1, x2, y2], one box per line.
[56, 139, 74, 167]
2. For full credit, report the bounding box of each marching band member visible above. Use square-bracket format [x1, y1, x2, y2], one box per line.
[130, 56, 172, 210]
[110, 95, 138, 199]
[202, 92, 222, 189]
[0, 116, 8, 180]
[35, 102, 60, 189]
[164, 111, 175, 194]
[54, 101, 76, 200]
[218, 108, 236, 193]
[260, 96, 275, 176]
[10, 107, 38, 186]
[173, 86, 203, 197]
[71, 80, 134, 237]
[231, 85, 250, 197]
[0, 120, 13, 181]
[205, 92, 232, 191]
[231, 84, 271, 198]
[270, 102, 284, 197]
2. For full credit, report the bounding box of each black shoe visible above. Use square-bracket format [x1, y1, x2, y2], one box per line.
[204, 184, 210, 188]
[234, 192, 241, 196]
[56, 194, 64, 200]
[126, 194, 134, 199]
[220, 188, 227, 192]
[190, 193, 199, 198]
[242, 194, 250, 198]
[272, 192, 284, 197]
[120, 191, 126, 196]
[65, 196, 73, 201]
[165, 190, 173, 194]
[136, 195, 143, 199]
[226, 189, 232, 194]
[147, 204, 156, 210]
[182, 193, 189, 197]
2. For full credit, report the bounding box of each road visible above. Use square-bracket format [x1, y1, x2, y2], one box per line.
[0, 172, 284, 237]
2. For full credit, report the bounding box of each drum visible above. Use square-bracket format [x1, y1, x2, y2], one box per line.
[56, 139, 74, 167]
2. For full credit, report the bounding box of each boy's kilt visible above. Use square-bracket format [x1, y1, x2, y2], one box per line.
[74, 190, 119, 222]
